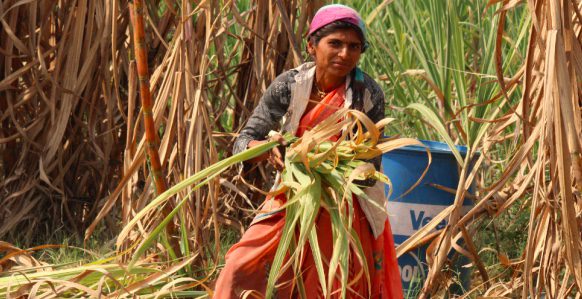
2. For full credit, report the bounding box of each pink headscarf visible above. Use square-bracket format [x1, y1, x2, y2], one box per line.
[308, 4, 367, 42]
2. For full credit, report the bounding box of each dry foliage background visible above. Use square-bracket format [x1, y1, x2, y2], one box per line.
[0, 0, 321, 244]
[1, 0, 582, 297]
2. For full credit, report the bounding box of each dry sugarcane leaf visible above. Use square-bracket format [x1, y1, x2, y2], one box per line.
[0, 196, 40, 237]
[28, 278, 101, 298]
[108, 256, 197, 297]
[552, 52, 582, 294]
[494, 158, 541, 216]
[365, 0, 394, 25]
[85, 151, 146, 241]
[459, 122, 542, 226]
[0, 245, 60, 271]
[274, 0, 303, 66]
[348, 110, 381, 145]
[44, 0, 87, 164]
[0, 53, 50, 91]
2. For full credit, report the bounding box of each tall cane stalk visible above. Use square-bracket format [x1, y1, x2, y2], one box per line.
[129, 0, 180, 258]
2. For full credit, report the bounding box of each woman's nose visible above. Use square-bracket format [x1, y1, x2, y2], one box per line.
[337, 46, 349, 58]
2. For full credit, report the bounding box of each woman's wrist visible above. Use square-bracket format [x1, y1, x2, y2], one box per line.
[247, 140, 268, 163]
[247, 139, 266, 149]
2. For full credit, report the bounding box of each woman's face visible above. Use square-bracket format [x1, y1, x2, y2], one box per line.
[308, 28, 363, 80]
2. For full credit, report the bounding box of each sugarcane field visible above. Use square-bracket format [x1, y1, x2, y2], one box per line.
[1, 0, 582, 298]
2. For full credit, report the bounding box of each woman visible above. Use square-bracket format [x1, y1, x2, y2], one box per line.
[215, 4, 403, 298]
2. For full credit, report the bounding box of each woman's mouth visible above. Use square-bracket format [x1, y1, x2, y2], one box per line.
[332, 62, 349, 68]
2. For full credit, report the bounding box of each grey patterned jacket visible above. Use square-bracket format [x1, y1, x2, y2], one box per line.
[235, 62, 389, 238]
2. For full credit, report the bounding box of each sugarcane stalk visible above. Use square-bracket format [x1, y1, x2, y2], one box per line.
[129, 0, 180, 257]
[129, 0, 165, 194]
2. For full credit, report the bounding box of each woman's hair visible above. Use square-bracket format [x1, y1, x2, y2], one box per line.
[308, 20, 367, 53]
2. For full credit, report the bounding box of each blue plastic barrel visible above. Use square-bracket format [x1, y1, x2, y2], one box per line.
[382, 140, 474, 296]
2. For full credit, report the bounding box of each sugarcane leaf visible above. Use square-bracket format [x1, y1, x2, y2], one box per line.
[288, 232, 307, 298]
[375, 137, 426, 154]
[347, 110, 381, 146]
[308, 227, 328, 298]
[118, 139, 287, 248]
[129, 175, 212, 268]
[348, 227, 371, 297]
[339, 222, 349, 299]
[406, 103, 463, 165]
[297, 174, 320, 252]
[375, 117, 396, 131]
[266, 203, 300, 298]
[326, 218, 344, 295]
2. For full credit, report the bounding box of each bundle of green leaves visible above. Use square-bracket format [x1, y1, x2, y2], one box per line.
[265, 109, 424, 298]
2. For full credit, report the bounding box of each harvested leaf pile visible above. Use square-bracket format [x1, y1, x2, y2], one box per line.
[265, 109, 424, 297]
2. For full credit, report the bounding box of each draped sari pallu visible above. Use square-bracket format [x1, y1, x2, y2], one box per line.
[214, 86, 403, 299]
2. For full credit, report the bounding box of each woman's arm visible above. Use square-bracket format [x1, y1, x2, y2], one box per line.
[366, 80, 386, 172]
[233, 71, 295, 155]
[355, 74, 385, 187]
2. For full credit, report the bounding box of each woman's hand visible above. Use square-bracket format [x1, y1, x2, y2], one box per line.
[247, 134, 287, 171]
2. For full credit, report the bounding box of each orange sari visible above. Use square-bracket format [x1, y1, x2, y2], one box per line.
[214, 86, 403, 298]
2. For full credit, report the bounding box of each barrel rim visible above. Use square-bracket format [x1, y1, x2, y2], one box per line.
[389, 139, 473, 156]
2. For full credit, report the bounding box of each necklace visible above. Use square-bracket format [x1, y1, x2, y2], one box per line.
[313, 81, 328, 99]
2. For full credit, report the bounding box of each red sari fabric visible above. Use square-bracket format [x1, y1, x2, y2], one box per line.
[295, 86, 346, 139]
[214, 87, 403, 298]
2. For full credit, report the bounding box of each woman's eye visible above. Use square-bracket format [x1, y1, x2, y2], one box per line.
[329, 40, 341, 47]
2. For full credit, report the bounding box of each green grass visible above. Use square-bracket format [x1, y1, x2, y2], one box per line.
[473, 197, 530, 274]
[34, 238, 115, 267]
[3, 228, 116, 268]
